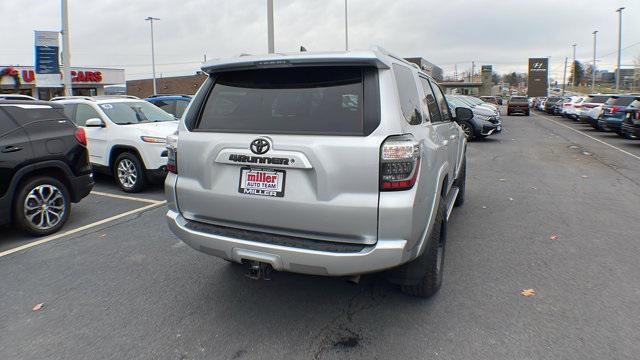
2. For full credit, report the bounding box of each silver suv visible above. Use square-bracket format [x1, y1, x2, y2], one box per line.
[165, 48, 471, 297]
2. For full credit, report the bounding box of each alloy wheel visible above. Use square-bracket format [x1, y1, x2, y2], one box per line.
[23, 184, 66, 230]
[117, 158, 138, 189]
[461, 123, 473, 139]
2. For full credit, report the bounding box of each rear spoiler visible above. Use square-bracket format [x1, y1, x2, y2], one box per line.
[201, 51, 392, 74]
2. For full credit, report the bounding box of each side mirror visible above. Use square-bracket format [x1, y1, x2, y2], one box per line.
[455, 107, 474, 122]
[85, 118, 105, 127]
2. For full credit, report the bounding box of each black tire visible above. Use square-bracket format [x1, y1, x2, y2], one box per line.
[460, 121, 475, 141]
[400, 199, 447, 298]
[14, 176, 70, 236]
[507, 111, 511, 116]
[525, 111, 530, 116]
[114, 152, 146, 193]
[453, 156, 466, 207]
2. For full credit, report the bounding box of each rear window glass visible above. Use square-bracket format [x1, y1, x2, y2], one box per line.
[197, 67, 365, 135]
[586, 95, 609, 103]
[607, 97, 636, 106]
[1, 105, 67, 126]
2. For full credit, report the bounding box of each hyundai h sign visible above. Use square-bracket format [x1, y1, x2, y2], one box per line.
[527, 58, 548, 97]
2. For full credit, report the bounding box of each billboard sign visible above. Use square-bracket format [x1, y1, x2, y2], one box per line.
[527, 58, 548, 97]
[35, 30, 62, 87]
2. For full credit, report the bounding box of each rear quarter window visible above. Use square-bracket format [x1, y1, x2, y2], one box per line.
[196, 66, 368, 135]
[392, 64, 422, 125]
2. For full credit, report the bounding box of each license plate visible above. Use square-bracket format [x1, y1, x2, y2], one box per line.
[238, 167, 286, 197]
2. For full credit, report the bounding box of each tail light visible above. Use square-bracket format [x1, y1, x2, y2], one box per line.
[610, 106, 620, 113]
[575, 104, 583, 108]
[380, 136, 420, 191]
[74, 128, 87, 146]
[166, 132, 178, 174]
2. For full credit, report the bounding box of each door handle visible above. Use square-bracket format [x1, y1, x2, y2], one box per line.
[450, 134, 458, 140]
[1, 145, 22, 153]
[442, 140, 449, 146]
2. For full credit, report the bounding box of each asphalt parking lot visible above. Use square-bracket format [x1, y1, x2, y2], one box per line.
[2, 111, 640, 360]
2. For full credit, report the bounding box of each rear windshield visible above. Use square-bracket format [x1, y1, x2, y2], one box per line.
[606, 97, 636, 106]
[196, 67, 365, 135]
[585, 95, 609, 104]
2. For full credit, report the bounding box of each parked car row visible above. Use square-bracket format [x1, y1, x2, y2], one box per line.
[446, 95, 502, 140]
[0, 93, 192, 236]
[533, 93, 640, 140]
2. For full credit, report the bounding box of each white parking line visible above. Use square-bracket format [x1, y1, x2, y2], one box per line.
[534, 112, 640, 162]
[0, 201, 166, 258]
[90, 190, 164, 204]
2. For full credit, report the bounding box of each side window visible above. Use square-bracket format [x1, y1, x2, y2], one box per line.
[428, 81, 452, 122]
[419, 78, 441, 123]
[392, 64, 422, 125]
[74, 104, 101, 126]
[0, 109, 19, 136]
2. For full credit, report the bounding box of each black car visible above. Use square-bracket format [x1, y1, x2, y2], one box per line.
[544, 96, 562, 114]
[0, 100, 94, 235]
[620, 98, 640, 140]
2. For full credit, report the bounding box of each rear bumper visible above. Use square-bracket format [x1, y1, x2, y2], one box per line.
[69, 173, 94, 203]
[621, 124, 640, 138]
[166, 210, 407, 276]
[508, 106, 528, 114]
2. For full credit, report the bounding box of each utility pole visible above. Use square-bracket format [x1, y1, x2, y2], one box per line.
[267, 0, 274, 53]
[592, 31, 597, 92]
[61, 0, 72, 96]
[562, 57, 568, 97]
[145, 17, 160, 95]
[471, 61, 475, 81]
[571, 44, 576, 89]
[344, 0, 348, 51]
[615, 7, 624, 92]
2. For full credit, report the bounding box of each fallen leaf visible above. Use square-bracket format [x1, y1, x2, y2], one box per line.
[581, 175, 589, 179]
[550, 234, 558, 241]
[482, 206, 487, 209]
[520, 289, 536, 297]
[508, 197, 514, 201]
[531, 187, 537, 190]
[100, 234, 107, 238]
[32, 303, 44, 311]
[499, 178, 506, 182]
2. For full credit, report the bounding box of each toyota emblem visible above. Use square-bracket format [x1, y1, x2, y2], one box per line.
[250, 138, 270, 155]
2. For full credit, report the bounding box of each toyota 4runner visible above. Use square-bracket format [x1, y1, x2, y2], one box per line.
[165, 48, 471, 297]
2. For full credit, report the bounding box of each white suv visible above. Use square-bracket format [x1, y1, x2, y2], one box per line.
[52, 95, 178, 192]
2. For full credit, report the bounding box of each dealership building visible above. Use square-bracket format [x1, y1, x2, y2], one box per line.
[0, 65, 125, 100]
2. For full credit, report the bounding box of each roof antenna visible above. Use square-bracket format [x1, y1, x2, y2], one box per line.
[300, 46, 307, 52]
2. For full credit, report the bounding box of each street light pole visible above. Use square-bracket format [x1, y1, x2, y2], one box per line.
[267, 0, 274, 53]
[592, 30, 597, 92]
[615, 7, 624, 93]
[344, 0, 348, 51]
[61, 0, 72, 96]
[145, 17, 160, 95]
[562, 57, 568, 97]
[571, 43, 576, 90]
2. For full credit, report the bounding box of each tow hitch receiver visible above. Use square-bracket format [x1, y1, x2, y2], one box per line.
[244, 260, 273, 280]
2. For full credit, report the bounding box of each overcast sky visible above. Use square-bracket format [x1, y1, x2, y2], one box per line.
[1, 0, 638, 82]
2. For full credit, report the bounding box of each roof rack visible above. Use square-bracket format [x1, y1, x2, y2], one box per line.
[93, 95, 140, 100]
[147, 94, 193, 98]
[50, 96, 95, 102]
